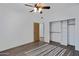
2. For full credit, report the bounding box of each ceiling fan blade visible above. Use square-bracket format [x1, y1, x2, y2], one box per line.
[29, 10, 34, 12]
[42, 6, 50, 9]
[24, 4, 34, 7]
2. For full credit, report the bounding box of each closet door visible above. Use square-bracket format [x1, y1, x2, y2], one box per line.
[61, 20, 67, 45]
[68, 25, 75, 46]
[50, 21, 61, 43]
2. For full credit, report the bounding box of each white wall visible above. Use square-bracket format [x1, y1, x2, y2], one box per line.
[0, 3, 42, 51]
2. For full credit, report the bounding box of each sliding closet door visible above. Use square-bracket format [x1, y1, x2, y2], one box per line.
[61, 20, 67, 45]
[50, 21, 61, 43]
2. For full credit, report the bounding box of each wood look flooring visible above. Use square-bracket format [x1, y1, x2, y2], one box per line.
[0, 41, 78, 56]
[0, 41, 46, 56]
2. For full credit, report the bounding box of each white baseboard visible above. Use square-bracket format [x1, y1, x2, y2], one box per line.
[60, 42, 67, 46]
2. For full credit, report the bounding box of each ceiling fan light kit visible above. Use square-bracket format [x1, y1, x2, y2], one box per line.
[34, 7, 37, 12]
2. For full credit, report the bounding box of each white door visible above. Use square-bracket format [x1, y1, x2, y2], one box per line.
[61, 21, 67, 45]
[68, 25, 75, 46]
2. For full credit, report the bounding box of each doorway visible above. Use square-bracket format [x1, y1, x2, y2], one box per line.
[34, 23, 40, 42]
[40, 23, 44, 41]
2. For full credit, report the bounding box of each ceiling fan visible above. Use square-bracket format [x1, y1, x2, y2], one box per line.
[24, 3, 50, 14]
